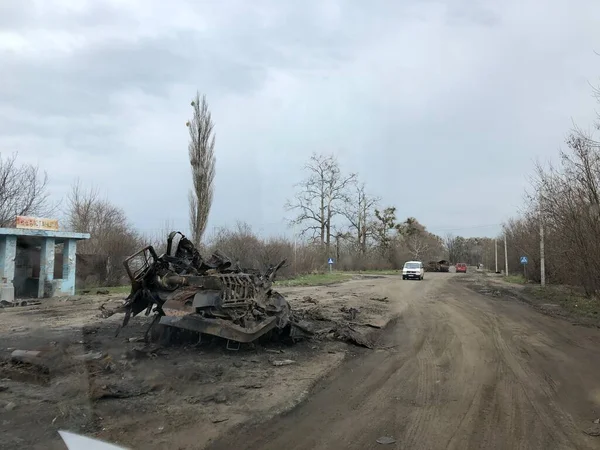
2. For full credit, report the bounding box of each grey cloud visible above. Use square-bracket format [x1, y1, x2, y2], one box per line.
[0, 0, 364, 170]
[0, 1, 35, 29]
[1, 2, 358, 121]
[1, 35, 258, 115]
[0, 1, 129, 31]
[2, 0, 600, 239]
[443, 1, 502, 27]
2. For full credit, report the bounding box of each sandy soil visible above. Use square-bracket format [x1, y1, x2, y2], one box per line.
[0, 275, 397, 449]
[209, 272, 600, 450]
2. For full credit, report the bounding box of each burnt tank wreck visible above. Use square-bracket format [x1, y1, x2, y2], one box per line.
[118, 232, 312, 348]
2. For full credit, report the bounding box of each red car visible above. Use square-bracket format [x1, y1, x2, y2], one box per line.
[455, 263, 467, 273]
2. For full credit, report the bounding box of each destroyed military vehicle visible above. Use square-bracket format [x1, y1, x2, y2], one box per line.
[425, 260, 450, 273]
[117, 232, 310, 348]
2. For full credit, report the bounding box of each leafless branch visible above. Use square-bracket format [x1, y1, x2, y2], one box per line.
[0, 152, 55, 226]
[285, 153, 357, 253]
[65, 181, 142, 285]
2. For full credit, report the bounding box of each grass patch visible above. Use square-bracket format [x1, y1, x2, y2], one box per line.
[504, 275, 527, 284]
[557, 294, 600, 317]
[77, 285, 131, 295]
[275, 272, 354, 287]
[351, 269, 399, 275]
[524, 285, 600, 318]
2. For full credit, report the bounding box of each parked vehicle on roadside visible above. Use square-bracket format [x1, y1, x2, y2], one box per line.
[455, 263, 467, 273]
[402, 261, 424, 280]
[425, 260, 450, 272]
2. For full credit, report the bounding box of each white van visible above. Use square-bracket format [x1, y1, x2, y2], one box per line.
[402, 261, 424, 280]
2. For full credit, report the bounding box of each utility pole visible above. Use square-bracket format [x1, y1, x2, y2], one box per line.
[495, 238, 498, 273]
[293, 223, 298, 276]
[504, 233, 509, 275]
[540, 193, 546, 287]
[483, 242, 487, 270]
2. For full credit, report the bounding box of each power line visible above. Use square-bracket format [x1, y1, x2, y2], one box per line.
[428, 223, 502, 233]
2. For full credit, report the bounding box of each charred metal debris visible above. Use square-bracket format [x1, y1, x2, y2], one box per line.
[425, 260, 450, 273]
[117, 232, 313, 348]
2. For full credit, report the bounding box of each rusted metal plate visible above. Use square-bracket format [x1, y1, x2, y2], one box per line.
[159, 315, 278, 343]
[162, 287, 197, 313]
[162, 308, 190, 317]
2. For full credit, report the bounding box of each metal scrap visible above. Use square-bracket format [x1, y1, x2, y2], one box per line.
[116, 231, 310, 346]
[425, 260, 450, 273]
[331, 325, 374, 349]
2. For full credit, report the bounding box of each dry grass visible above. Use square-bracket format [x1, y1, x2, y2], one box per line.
[275, 272, 354, 287]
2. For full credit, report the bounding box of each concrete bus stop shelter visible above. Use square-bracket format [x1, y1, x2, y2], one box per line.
[0, 228, 90, 302]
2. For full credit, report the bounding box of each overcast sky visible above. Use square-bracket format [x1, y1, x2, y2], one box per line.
[2, 0, 600, 240]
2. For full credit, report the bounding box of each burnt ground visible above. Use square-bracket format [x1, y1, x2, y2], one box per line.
[0, 276, 398, 450]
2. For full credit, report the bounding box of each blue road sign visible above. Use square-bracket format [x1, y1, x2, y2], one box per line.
[520, 256, 528, 265]
[328, 258, 334, 264]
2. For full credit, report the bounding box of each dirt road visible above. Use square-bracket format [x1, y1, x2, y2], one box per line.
[208, 272, 600, 450]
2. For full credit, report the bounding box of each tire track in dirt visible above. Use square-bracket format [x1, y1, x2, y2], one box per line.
[207, 274, 600, 450]
[402, 338, 441, 449]
[437, 292, 504, 450]
[446, 282, 593, 449]
[487, 312, 578, 448]
[400, 293, 447, 450]
[437, 291, 493, 450]
[441, 298, 531, 448]
[447, 291, 556, 447]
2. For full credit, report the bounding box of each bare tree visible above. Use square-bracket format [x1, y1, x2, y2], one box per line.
[141, 219, 176, 256]
[286, 153, 356, 254]
[398, 218, 430, 260]
[208, 222, 263, 270]
[0, 153, 54, 226]
[406, 235, 428, 260]
[66, 181, 142, 285]
[342, 182, 379, 254]
[443, 234, 486, 264]
[187, 92, 216, 246]
[525, 129, 600, 293]
[444, 233, 458, 262]
[65, 180, 99, 234]
[493, 76, 600, 293]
